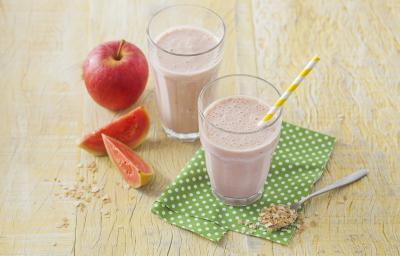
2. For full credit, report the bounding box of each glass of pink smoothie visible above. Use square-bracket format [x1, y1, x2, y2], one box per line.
[147, 5, 225, 141]
[198, 74, 283, 206]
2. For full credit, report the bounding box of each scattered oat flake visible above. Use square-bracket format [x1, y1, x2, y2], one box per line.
[249, 223, 257, 229]
[102, 195, 111, 203]
[77, 163, 84, 168]
[91, 186, 100, 193]
[337, 114, 345, 121]
[295, 213, 305, 234]
[56, 223, 68, 228]
[57, 218, 69, 228]
[101, 208, 111, 216]
[79, 204, 86, 212]
[87, 161, 98, 173]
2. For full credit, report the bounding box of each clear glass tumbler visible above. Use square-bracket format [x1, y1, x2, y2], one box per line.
[198, 74, 283, 206]
[147, 5, 225, 141]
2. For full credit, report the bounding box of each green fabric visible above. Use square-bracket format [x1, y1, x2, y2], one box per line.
[151, 122, 335, 245]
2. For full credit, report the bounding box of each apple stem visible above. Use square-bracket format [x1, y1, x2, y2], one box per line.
[115, 39, 126, 60]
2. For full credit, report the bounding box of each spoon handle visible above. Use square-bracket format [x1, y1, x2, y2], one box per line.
[297, 169, 368, 206]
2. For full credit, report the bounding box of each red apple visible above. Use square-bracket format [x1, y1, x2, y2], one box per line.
[83, 40, 148, 111]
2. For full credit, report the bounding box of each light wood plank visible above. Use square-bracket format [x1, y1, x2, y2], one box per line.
[251, 0, 400, 255]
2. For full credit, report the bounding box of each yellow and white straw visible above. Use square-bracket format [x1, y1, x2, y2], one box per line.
[258, 55, 320, 127]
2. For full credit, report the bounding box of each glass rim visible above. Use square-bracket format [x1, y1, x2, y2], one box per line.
[198, 74, 283, 135]
[146, 4, 226, 57]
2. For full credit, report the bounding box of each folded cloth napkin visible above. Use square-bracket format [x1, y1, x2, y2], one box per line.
[152, 122, 335, 245]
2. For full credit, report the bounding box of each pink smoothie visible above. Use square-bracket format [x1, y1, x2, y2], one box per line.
[199, 96, 281, 201]
[150, 26, 222, 135]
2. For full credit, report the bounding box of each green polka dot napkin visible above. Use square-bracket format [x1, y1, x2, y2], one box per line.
[151, 122, 335, 245]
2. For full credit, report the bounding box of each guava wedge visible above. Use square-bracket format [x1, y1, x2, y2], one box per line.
[102, 134, 153, 188]
[79, 106, 150, 155]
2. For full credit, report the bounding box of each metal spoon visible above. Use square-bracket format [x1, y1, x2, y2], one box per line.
[290, 169, 368, 210]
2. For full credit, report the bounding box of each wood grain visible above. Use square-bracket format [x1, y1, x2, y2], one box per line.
[0, 0, 399, 255]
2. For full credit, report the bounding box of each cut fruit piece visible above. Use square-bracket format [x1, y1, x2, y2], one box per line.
[79, 106, 150, 155]
[102, 134, 153, 188]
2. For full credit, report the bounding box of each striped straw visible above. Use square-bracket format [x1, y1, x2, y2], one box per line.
[257, 55, 320, 127]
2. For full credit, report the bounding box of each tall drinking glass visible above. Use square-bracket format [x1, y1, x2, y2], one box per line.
[198, 74, 283, 206]
[147, 5, 225, 141]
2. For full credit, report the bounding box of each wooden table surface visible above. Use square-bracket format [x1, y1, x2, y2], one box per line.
[1, 0, 399, 255]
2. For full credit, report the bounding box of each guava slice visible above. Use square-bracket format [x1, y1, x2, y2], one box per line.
[79, 106, 150, 155]
[102, 134, 153, 188]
